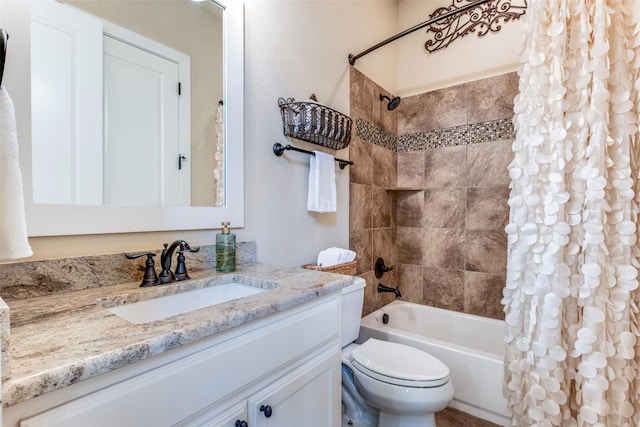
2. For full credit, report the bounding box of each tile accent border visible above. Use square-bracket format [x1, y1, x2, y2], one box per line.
[356, 117, 515, 152]
[356, 118, 397, 151]
[398, 118, 515, 152]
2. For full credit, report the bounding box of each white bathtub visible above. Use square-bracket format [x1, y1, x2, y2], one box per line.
[358, 300, 509, 426]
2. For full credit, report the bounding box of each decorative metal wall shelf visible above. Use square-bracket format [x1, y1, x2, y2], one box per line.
[278, 95, 352, 151]
[348, 0, 527, 65]
[425, 0, 527, 53]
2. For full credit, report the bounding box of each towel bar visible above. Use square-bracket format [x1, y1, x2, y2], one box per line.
[273, 143, 353, 169]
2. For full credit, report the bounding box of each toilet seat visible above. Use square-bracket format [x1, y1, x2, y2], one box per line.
[350, 338, 449, 388]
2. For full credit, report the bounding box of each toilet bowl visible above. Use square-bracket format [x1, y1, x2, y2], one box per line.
[344, 339, 454, 427]
[341, 278, 454, 427]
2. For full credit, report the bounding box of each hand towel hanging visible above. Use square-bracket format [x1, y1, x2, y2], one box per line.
[307, 150, 336, 213]
[0, 87, 33, 260]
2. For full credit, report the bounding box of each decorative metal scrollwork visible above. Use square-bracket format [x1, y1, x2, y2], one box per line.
[424, 0, 527, 53]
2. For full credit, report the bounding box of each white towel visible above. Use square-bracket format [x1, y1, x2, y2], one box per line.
[317, 249, 340, 267]
[317, 247, 356, 267]
[0, 87, 33, 260]
[307, 150, 336, 213]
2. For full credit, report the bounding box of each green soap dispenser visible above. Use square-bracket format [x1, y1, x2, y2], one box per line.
[216, 221, 236, 272]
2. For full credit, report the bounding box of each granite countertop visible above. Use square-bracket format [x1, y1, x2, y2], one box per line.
[1, 263, 353, 407]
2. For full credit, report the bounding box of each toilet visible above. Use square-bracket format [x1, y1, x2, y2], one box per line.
[341, 278, 454, 427]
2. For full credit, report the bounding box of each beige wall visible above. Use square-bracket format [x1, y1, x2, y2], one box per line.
[235, 0, 397, 266]
[1, 0, 521, 273]
[396, 0, 524, 96]
[0, 0, 398, 264]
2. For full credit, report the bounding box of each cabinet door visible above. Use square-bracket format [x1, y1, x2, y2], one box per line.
[177, 401, 247, 427]
[248, 351, 340, 427]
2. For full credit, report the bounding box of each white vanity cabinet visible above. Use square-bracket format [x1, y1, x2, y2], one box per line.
[7, 294, 341, 427]
[187, 348, 338, 427]
[247, 351, 338, 426]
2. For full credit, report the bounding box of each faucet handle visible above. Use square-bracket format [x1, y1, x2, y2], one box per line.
[374, 257, 394, 279]
[125, 252, 155, 260]
[173, 244, 199, 281]
[125, 252, 159, 287]
[174, 250, 190, 281]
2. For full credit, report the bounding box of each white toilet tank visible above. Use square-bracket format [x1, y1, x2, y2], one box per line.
[341, 277, 366, 347]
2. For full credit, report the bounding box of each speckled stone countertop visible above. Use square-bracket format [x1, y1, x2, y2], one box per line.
[1, 263, 353, 408]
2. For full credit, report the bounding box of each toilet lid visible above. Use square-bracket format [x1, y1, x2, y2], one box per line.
[350, 338, 449, 387]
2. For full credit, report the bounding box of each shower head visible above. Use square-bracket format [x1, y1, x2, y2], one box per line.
[380, 93, 401, 111]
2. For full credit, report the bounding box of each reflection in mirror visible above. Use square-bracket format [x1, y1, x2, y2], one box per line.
[1, 0, 244, 235]
[30, 0, 224, 207]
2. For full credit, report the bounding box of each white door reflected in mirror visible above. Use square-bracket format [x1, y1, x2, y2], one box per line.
[30, 0, 219, 207]
[1, 0, 244, 235]
[103, 35, 188, 206]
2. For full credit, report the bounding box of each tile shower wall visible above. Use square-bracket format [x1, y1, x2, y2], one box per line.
[350, 68, 517, 319]
[349, 68, 399, 316]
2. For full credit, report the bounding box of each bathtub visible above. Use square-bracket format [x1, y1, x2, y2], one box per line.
[358, 300, 509, 426]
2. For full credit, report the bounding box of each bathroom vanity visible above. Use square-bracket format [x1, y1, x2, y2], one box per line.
[1, 263, 350, 426]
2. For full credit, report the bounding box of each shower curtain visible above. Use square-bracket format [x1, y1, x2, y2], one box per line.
[503, 0, 640, 426]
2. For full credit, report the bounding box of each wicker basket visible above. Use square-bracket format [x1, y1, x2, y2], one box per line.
[302, 259, 357, 276]
[278, 95, 352, 151]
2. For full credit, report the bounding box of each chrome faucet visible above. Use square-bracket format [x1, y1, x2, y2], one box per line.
[377, 283, 401, 298]
[158, 240, 192, 284]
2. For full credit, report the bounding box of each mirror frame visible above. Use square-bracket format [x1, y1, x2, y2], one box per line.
[2, 0, 244, 236]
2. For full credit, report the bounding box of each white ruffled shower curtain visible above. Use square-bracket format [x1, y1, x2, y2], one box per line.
[503, 0, 640, 426]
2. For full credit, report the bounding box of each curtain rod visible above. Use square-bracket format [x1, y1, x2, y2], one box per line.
[348, 0, 494, 65]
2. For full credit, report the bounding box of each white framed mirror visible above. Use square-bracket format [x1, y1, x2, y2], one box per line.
[1, 0, 244, 236]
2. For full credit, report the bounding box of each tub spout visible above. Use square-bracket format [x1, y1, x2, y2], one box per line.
[377, 283, 401, 298]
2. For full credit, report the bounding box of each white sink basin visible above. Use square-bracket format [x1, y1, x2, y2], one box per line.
[107, 283, 267, 324]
